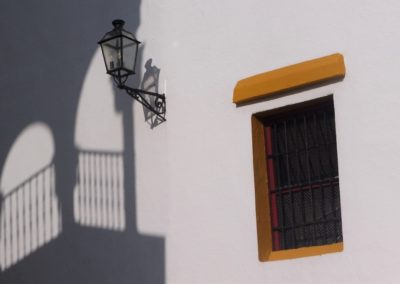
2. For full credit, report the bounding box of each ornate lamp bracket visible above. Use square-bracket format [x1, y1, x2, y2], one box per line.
[121, 86, 166, 122]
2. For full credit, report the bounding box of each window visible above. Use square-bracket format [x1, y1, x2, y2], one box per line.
[233, 53, 346, 261]
[252, 96, 343, 261]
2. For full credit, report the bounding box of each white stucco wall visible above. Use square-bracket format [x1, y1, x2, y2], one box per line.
[133, 1, 400, 283]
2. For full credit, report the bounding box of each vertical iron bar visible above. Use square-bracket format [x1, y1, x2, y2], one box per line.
[328, 111, 338, 177]
[314, 112, 327, 244]
[265, 126, 280, 250]
[304, 114, 316, 245]
[284, 120, 296, 248]
[273, 123, 286, 249]
[296, 116, 307, 247]
[331, 176, 337, 241]
[327, 108, 340, 241]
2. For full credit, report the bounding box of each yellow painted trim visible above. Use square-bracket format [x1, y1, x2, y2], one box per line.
[263, 243, 344, 261]
[233, 53, 345, 104]
[251, 115, 272, 260]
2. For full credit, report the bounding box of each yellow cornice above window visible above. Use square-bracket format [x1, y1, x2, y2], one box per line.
[233, 53, 346, 104]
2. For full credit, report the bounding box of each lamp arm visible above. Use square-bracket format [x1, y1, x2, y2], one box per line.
[119, 85, 166, 122]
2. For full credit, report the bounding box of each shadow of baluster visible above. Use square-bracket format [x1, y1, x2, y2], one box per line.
[0, 163, 62, 272]
[74, 150, 125, 231]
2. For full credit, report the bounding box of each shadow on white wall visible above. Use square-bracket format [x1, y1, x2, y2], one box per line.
[0, 122, 62, 271]
[74, 48, 126, 231]
[74, 151, 125, 231]
[140, 58, 165, 128]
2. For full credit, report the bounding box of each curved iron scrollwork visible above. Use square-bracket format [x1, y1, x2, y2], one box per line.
[121, 86, 166, 122]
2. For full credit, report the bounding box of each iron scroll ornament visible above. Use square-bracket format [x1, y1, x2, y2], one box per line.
[122, 86, 166, 121]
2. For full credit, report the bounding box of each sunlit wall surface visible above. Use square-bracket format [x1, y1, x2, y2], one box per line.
[136, 1, 400, 283]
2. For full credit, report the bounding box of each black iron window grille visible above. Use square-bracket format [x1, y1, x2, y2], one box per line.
[263, 99, 343, 251]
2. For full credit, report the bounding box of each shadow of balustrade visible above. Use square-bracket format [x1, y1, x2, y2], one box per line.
[74, 150, 125, 231]
[0, 163, 62, 271]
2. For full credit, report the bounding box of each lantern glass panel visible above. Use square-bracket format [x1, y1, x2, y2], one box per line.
[122, 37, 139, 73]
[100, 37, 123, 73]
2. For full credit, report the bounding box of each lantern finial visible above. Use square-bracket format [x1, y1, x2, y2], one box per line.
[112, 19, 125, 29]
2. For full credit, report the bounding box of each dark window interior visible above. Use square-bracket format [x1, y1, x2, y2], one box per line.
[263, 99, 343, 251]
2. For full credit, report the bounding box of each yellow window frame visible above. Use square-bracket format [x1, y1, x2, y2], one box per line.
[238, 54, 346, 261]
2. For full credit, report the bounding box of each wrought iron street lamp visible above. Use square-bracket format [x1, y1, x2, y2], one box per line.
[98, 19, 166, 121]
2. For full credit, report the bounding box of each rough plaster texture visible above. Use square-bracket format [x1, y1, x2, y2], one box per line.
[135, 0, 400, 283]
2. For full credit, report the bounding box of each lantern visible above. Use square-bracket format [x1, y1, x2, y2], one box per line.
[98, 19, 140, 87]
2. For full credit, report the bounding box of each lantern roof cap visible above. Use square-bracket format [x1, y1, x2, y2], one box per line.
[98, 19, 139, 44]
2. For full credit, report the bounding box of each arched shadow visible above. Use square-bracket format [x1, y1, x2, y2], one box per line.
[0, 0, 165, 283]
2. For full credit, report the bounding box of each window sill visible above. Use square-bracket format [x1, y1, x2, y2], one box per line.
[260, 242, 343, 262]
